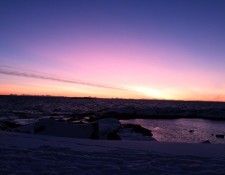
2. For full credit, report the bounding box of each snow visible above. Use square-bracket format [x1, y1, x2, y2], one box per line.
[1, 96, 225, 174]
[0, 131, 225, 175]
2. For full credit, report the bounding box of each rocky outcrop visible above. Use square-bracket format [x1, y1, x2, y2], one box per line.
[201, 140, 211, 144]
[0, 121, 21, 131]
[34, 119, 94, 139]
[122, 124, 153, 137]
[9, 118, 156, 141]
[216, 134, 224, 139]
[11, 118, 122, 140]
[97, 118, 121, 140]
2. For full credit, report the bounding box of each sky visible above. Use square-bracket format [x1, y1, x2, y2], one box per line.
[0, 0, 225, 101]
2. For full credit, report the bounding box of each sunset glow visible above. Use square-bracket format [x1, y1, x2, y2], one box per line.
[0, 0, 225, 101]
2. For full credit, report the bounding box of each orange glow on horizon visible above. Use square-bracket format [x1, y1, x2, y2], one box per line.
[1, 79, 225, 102]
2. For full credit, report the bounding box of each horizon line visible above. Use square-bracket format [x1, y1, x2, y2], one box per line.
[0, 94, 224, 103]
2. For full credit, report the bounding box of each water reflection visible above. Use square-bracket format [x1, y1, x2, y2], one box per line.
[120, 119, 225, 144]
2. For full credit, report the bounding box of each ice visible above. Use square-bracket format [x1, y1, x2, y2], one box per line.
[1, 96, 225, 125]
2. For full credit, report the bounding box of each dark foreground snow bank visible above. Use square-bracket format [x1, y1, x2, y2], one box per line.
[0, 131, 225, 175]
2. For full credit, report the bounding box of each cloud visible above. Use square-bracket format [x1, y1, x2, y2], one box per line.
[0, 66, 126, 91]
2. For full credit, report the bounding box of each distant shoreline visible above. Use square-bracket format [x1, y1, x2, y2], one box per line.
[1, 95, 225, 122]
[1, 94, 225, 103]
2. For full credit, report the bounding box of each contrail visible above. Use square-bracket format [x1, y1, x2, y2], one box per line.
[0, 68, 126, 91]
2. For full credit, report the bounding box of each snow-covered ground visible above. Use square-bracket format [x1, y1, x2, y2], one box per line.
[1, 96, 225, 174]
[1, 131, 225, 175]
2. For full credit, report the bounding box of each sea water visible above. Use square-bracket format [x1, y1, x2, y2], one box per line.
[120, 119, 225, 144]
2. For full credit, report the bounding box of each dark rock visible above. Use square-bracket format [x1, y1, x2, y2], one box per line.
[201, 140, 211, 144]
[34, 118, 94, 139]
[0, 121, 21, 131]
[90, 122, 99, 139]
[33, 118, 121, 140]
[189, 130, 194, 133]
[34, 125, 45, 134]
[0, 122, 7, 131]
[12, 124, 35, 134]
[107, 132, 121, 140]
[91, 118, 121, 140]
[122, 124, 153, 137]
[216, 134, 224, 139]
[97, 118, 121, 139]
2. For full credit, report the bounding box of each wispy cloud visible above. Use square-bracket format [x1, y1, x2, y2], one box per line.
[0, 66, 126, 91]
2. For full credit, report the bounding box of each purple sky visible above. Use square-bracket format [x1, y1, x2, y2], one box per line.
[0, 0, 225, 101]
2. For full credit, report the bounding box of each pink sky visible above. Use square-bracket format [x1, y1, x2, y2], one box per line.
[1, 37, 224, 101]
[0, 1, 225, 101]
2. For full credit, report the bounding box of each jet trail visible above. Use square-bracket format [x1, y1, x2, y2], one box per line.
[0, 68, 126, 91]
